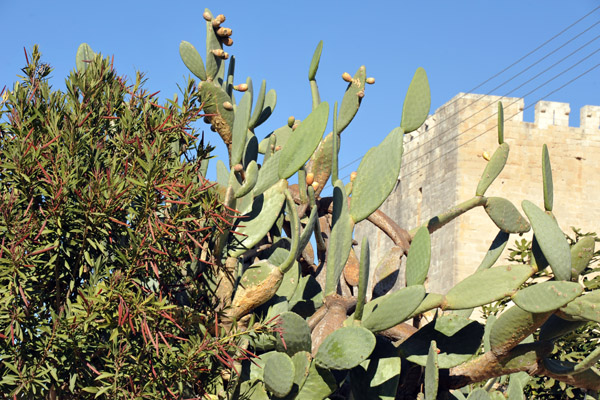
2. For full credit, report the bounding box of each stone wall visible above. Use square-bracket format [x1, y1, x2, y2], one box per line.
[354, 93, 600, 295]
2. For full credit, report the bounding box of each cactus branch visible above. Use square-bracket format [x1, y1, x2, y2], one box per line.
[412, 196, 488, 237]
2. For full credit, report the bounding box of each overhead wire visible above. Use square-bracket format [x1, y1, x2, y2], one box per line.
[324, 5, 600, 190]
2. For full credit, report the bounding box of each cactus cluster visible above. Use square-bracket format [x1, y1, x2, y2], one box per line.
[176, 9, 599, 399]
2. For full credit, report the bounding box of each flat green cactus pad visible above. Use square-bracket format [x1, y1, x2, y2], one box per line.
[476, 142, 509, 196]
[522, 200, 571, 281]
[263, 352, 295, 398]
[484, 197, 530, 233]
[443, 264, 533, 310]
[315, 326, 376, 370]
[512, 281, 583, 313]
[400, 67, 431, 133]
[398, 316, 483, 368]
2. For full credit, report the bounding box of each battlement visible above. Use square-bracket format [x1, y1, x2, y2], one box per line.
[404, 93, 600, 145]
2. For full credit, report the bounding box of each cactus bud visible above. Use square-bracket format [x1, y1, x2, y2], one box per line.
[342, 72, 352, 82]
[222, 37, 234, 46]
[312, 181, 320, 191]
[234, 83, 248, 92]
[306, 173, 314, 186]
[202, 11, 212, 21]
[350, 171, 357, 182]
[287, 116, 295, 127]
[211, 19, 222, 28]
[292, 121, 300, 131]
[366, 77, 375, 84]
[222, 52, 230, 60]
[233, 163, 244, 173]
[217, 27, 233, 37]
[275, 146, 282, 152]
[223, 101, 233, 111]
[215, 14, 226, 23]
[483, 151, 491, 161]
[357, 90, 365, 99]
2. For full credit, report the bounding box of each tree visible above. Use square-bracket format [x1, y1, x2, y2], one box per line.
[0, 45, 255, 398]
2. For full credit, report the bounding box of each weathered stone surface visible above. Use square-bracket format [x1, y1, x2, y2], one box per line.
[356, 93, 600, 294]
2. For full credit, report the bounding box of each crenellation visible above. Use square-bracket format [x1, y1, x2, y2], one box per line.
[580, 105, 600, 131]
[535, 100, 570, 129]
[355, 92, 600, 295]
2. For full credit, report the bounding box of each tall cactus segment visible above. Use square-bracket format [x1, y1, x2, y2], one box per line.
[75, 43, 95, 73]
[542, 144, 553, 212]
[400, 67, 431, 133]
[349, 127, 404, 223]
[476, 142, 509, 196]
[171, 10, 600, 399]
[405, 226, 432, 286]
[521, 200, 572, 281]
[279, 101, 329, 179]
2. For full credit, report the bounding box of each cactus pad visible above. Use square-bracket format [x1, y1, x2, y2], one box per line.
[338, 66, 366, 134]
[228, 179, 286, 257]
[489, 305, 551, 356]
[295, 361, 337, 400]
[263, 352, 295, 398]
[315, 326, 376, 370]
[475, 142, 509, 196]
[542, 144, 553, 212]
[443, 264, 533, 310]
[350, 127, 403, 224]
[522, 200, 571, 281]
[560, 289, 600, 323]
[405, 226, 431, 286]
[571, 235, 595, 277]
[476, 231, 510, 271]
[425, 340, 439, 400]
[279, 101, 329, 179]
[400, 67, 431, 133]
[275, 311, 312, 356]
[512, 281, 583, 313]
[179, 41, 207, 81]
[398, 316, 484, 368]
[484, 197, 530, 233]
[325, 180, 354, 296]
[362, 285, 426, 332]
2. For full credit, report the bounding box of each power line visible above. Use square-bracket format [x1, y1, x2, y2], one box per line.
[326, 6, 600, 189]
[397, 41, 600, 175]
[387, 62, 600, 183]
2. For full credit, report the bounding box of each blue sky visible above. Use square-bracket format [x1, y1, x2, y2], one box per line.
[2, 1, 599, 193]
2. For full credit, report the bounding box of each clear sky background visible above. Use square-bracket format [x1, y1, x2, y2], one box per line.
[2, 1, 599, 194]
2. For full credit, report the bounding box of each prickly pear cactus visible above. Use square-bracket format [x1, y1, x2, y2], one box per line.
[177, 10, 600, 399]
